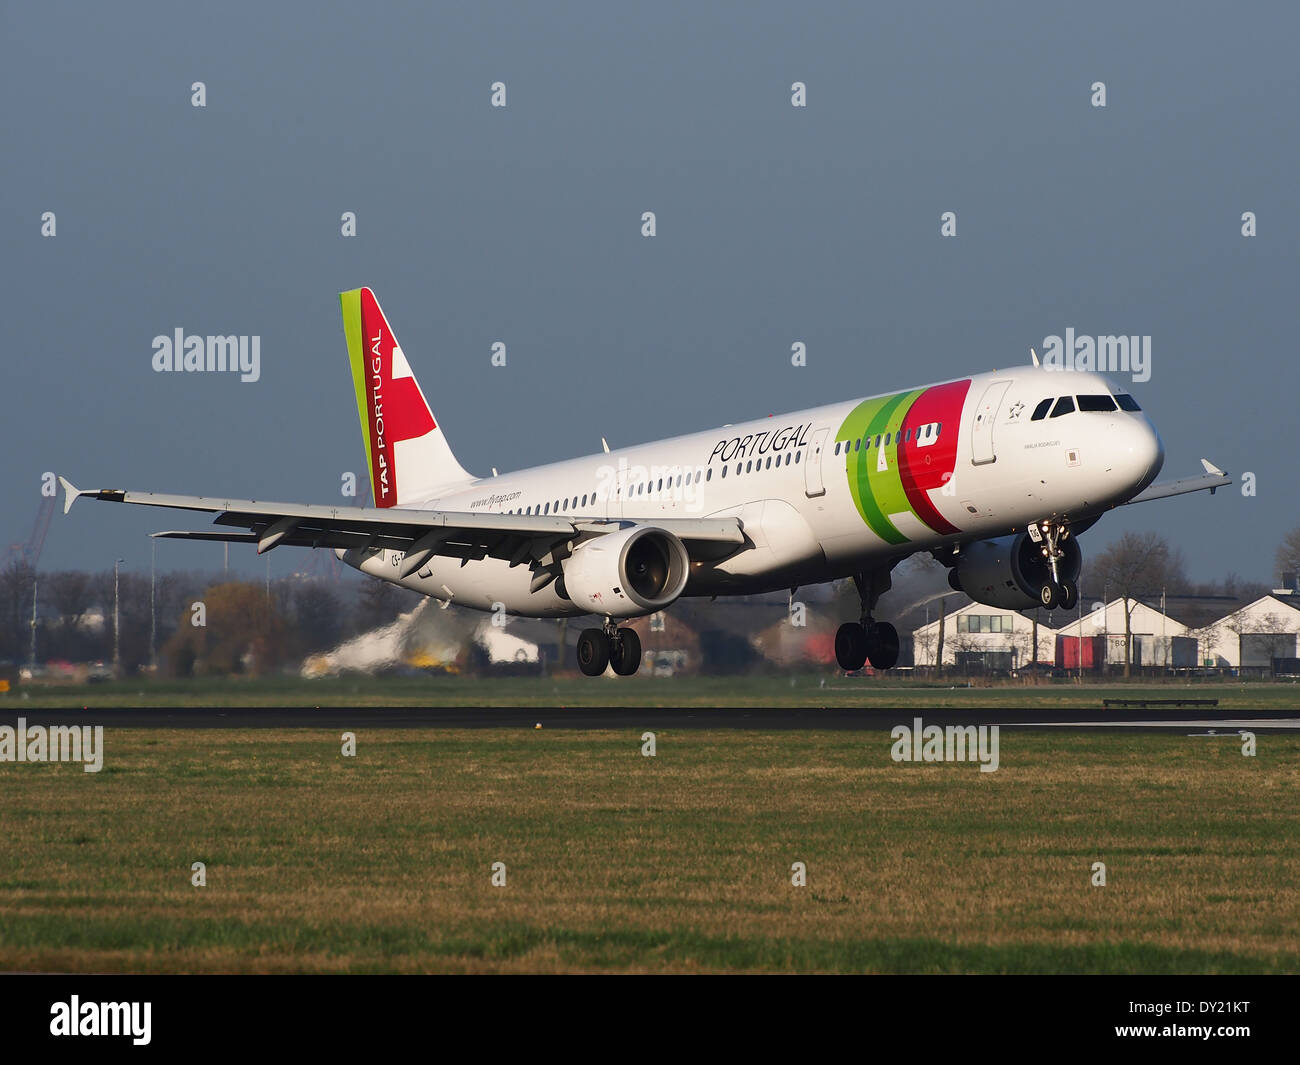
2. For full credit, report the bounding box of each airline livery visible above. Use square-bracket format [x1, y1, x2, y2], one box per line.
[62, 288, 1230, 676]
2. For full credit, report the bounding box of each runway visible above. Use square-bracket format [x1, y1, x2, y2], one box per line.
[3, 707, 1300, 731]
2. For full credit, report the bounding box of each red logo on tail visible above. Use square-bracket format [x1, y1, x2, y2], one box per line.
[360, 289, 436, 506]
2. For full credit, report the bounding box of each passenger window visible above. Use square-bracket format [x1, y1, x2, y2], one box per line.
[1078, 394, 1117, 412]
[1031, 399, 1053, 421]
[1115, 394, 1141, 411]
[1050, 397, 1075, 418]
[885, 432, 891, 445]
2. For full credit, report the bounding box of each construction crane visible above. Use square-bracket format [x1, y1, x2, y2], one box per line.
[5, 496, 55, 569]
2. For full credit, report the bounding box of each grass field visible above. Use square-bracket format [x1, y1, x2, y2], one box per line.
[1, 727, 1297, 973]
[9, 672, 1300, 709]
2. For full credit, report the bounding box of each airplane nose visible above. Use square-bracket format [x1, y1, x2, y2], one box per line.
[1119, 417, 1163, 493]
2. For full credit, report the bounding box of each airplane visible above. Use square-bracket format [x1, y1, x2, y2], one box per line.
[61, 287, 1230, 676]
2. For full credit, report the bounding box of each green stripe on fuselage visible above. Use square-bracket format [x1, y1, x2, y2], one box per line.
[837, 389, 922, 545]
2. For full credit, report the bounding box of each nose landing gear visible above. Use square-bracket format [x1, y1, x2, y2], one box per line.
[1031, 519, 1078, 611]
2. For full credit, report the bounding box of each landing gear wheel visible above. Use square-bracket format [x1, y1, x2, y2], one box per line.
[1058, 580, 1078, 611]
[866, 621, 900, 671]
[835, 622, 869, 671]
[610, 627, 642, 676]
[1039, 582, 1059, 610]
[577, 628, 610, 676]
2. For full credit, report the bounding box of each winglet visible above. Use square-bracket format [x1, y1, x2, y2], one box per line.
[58, 476, 82, 515]
[1030, 347, 1040, 368]
[1200, 458, 1225, 477]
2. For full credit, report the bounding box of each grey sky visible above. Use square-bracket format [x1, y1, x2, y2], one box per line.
[4, 1, 1296, 583]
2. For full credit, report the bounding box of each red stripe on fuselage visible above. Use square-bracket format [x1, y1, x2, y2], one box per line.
[897, 379, 971, 534]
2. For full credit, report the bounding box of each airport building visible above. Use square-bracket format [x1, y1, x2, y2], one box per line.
[910, 597, 1195, 672]
[910, 600, 1057, 671]
[1051, 599, 1191, 669]
[1190, 594, 1300, 670]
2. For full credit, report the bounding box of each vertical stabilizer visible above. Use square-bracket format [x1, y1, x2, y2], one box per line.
[340, 287, 474, 507]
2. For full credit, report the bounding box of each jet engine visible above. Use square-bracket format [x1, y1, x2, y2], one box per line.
[950, 531, 1082, 610]
[561, 525, 690, 618]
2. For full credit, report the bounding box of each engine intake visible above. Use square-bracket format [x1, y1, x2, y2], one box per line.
[951, 531, 1082, 610]
[561, 525, 690, 618]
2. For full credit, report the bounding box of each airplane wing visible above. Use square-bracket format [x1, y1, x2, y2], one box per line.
[1120, 459, 1232, 506]
[59, 478, 745, 577]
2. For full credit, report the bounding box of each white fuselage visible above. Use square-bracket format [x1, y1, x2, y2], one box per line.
[345, 366, 1163, 617]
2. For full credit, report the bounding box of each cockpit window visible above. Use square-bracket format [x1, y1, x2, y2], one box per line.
[1114, 393, 1141, 412]
[1049, 396, 1075, 418]
[1030, 398, 1053, 421]
[1077, 394, 1117, 412]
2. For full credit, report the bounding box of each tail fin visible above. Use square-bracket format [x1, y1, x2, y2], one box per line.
[340, 287, 474, 507]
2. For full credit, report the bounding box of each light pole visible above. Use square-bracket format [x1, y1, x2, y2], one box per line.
[150, 536, 158, 672]
[29, 578, 38, 671]
[113, 558, 125, 677]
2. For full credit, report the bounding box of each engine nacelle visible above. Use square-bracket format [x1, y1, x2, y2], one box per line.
[951, 531, 1082, 610]
[561, 525, 690, 618]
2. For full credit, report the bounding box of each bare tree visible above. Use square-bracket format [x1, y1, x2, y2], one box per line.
[1186, 620, 1222, 667]
[947, 632, 980, 677]
[1008, 629, 1032, 673]
[1277, 526, 1300, 587]
[934, 595, 947, 676]
[1091, 532, 1187, 677]
[0, 561, 37, 664]
[162, 581, 293, 676]
[913, 623, 938, 671]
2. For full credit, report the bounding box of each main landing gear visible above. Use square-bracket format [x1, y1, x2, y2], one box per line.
[1031, 519, 1078, 611]
[577, 620, 643, 677]
[835, 569, 900, 672]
